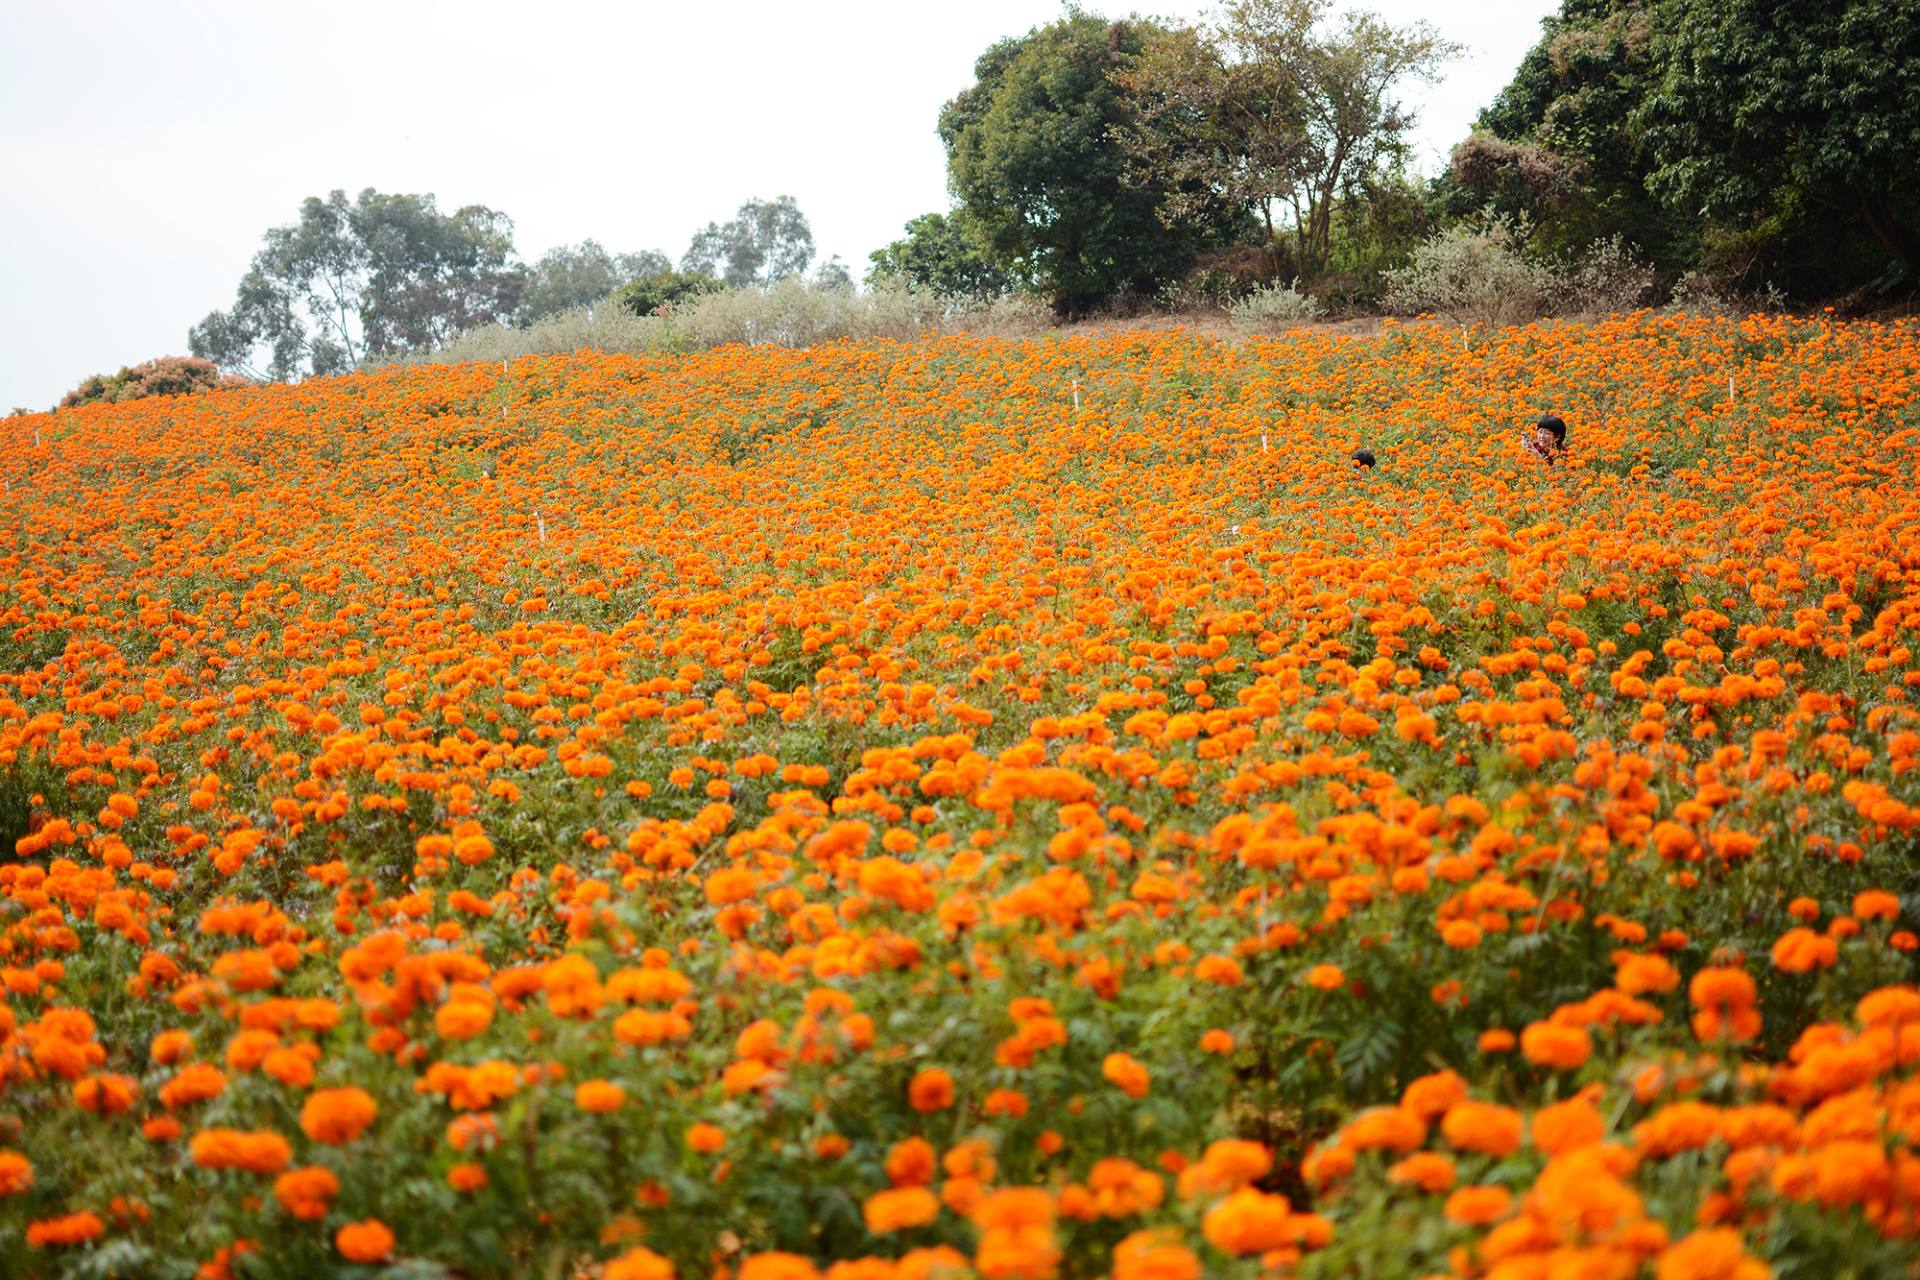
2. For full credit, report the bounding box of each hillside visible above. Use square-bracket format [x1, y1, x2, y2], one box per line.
[2, 318, 1919, 1278]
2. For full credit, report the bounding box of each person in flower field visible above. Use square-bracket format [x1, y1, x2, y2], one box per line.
[1524, 412, 1567, 463]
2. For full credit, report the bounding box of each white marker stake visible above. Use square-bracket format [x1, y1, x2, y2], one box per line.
[1072, 379, 1080, 411]
[1262, 430, 1269, 453]
[1729, 371, 1735, 402]
[536, 509, 546, 544]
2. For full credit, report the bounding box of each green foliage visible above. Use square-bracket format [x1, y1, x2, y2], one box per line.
[57, 356, 236, 410]
[1446, 2, 1694, 268]
[1636, 0, 1920, 291]
[1116, 0, 1458, 282]
[520, 242, 670, 323]
[939, 13, 1230, 316]
[1461, 0, 1920, 299]
[189, 189, 524, 380]
[614, 272, 726, 318]
[1315, 168, 1446, 310]
[866, 212, 1015, 300]
[680, 196, 815, 288]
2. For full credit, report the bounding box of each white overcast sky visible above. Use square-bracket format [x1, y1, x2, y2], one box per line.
[0, 0, 1558, 410]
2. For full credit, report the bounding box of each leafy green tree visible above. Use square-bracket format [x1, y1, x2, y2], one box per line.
[939, 13, 1233, 316]
[1115, 0, 1457, 280]
[614, 272, 725, 317]
[866, 212, 1016, 298]
[190, 189, 523, 381]
[1635, 0, 1920, 286]
[521, 241, 670, 322]
[680, 197, 815, 288]
[1445, 3, 1696, 268]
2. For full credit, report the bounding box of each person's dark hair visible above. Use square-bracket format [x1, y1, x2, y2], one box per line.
[1536, 413, 1566, 443]
[1350, 448, 1377, 468]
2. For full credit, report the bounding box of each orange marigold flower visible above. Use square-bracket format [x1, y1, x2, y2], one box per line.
[908, 1067, 955, 1113]
[1689, 967, 1761, 1043]
[1532, 1096, 1607, 1155]
[1342, 1107, 1427, 1154]
[606, 1246, 676, 1280]
[1440, 1101, 1522, 1157]
[865, 1185, 940, 1234]
[1770, 927, 1838, 974]
[26, 1211, 105, 1248]
[1198, 1029, 1235, 1055]
[1443, 1185, 1512, 1226]
[1854, 891, 1901, 922]
[1201, 1187, 1291, 1254]
[1101, 1052, 1151, 1099]
[190, 1128, 292, 1174]
[436, 1000, 494, 1040]
[1615, 953, 1680, 996]
[0, 1150, 33, 1196]
[1386, 1151, 1457, 1193]
[575, 1080, 626, 1113]
[1401, 1070, 1468, 1121]
[150, 1029, 192, 1065]
[970, 1187, 1055, 1232]
[739, 1253, 823, 1280]
[273, 1166, 340, 1221]
[448, 1162, 488, 1192]
[335, 1219, 395, 1264]
[1111, 1229, 1199, 1280]
[159, 1062, 226, 1109]
[300, 1087, 377, 1145]
[1654, 1226, 1768, 1280]
[686, 1123, 726, 1154]
[73, 1073, 139, 1115]
[1306, 964, 1345, 991]
[1521, 1021, 1593, 1070]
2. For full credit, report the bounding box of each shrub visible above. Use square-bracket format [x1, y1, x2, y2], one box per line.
[671, 279, 943, 347]
[399, 283, 1056, 367]
[58, 356, 238, 410]
[1383, 219, 1560, 326]
[1561, 235, 1662, 315]
[671, 281, 1055, 348]
[398, 297, 679, 364]
[1225, 281, 1324, 334]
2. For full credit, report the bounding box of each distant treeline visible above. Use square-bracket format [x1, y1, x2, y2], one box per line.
[67, 0, 1911, 397]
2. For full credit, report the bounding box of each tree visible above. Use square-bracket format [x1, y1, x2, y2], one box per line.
[1634, 0, 1920, 287]
[521, 241, 670, 322]
[1444, 3, 1697, 270]
[190, 189, 524, 381]
[614, 271, 725, 317]
[939, 13, 1232, 316]
[867, 212, 1016, 298]
[1115, 0, 1458, 280]
[680, 197, 816, 288]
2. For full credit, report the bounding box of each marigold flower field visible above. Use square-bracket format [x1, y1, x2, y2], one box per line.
[2, 315, 1919, 1279]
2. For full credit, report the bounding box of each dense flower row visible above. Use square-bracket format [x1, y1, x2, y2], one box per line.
[0, 315, 1917, 1278]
